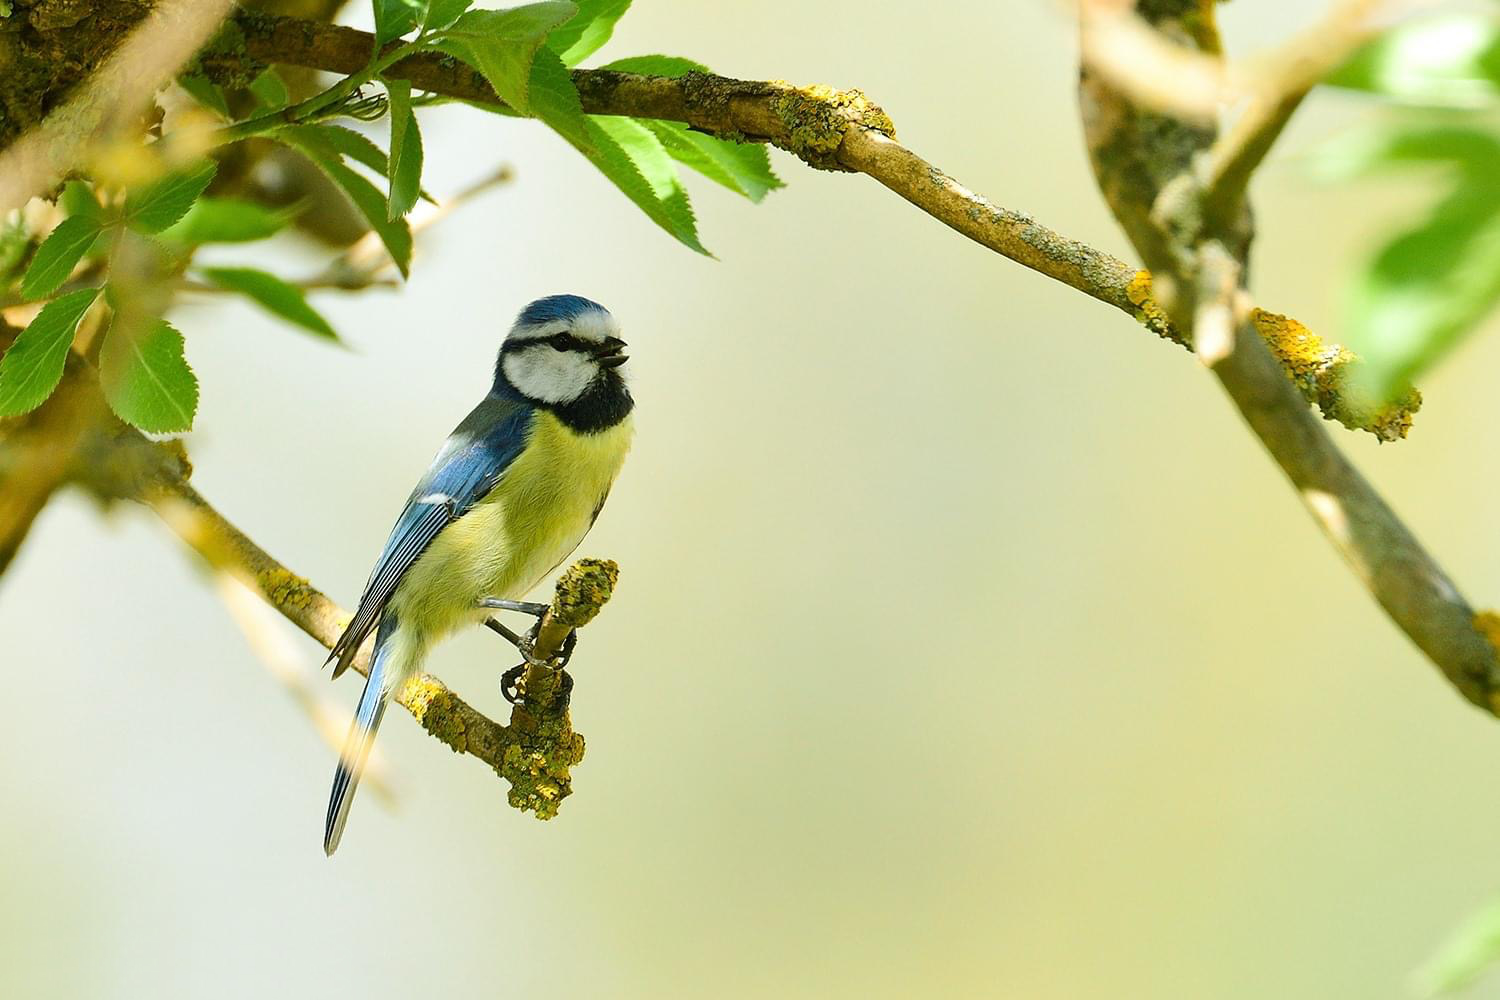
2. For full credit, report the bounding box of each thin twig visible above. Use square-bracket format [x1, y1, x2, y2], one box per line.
[1200, 0, 1390, 228]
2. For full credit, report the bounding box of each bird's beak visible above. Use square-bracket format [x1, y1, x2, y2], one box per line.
[595, 336, 629, 368]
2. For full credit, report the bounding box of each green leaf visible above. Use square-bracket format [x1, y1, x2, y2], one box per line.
[373, 0, 423, 43]
[598, 55, 782, 201]
[275, 128, 413, 276]
[97, 318, 199, 432]
[248, 68, 290, 110]
[640, 120, 782, 202]
[178, 74, 231, 117]
[158, 197, 290, 244]
[1326, 14, 1500, 108]
[0, 288, 99, 416]
[528, 49, 706, 253]
[597, 54, 706, 77]
[546, 0, 631, 65]
[1330, 124, 1500, 398]
[0, 219, 28, 283]
[385, 78, 424, 220]
[198, 266, 340, 340]
[434, 2, 579, 113]
[423, 0, 473, 30]
[589, 116, 704, 252]
[58, 180, 101, 222]
[278, 123, 389, 176]
[1414, 897, 1500, 996]
[20, 216, 103, 300]
[124, 162, 217, 234]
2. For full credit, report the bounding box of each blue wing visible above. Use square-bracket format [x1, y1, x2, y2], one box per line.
[329, 395, 535, 677]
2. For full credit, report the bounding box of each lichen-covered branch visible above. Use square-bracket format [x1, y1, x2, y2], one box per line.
[145, 463, 614, 811]
[1077, 0, 1500, 714]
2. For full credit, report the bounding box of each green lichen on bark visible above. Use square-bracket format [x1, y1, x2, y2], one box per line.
[500, 697, 585, 819]
[181, 19, 263, 90]
[549, 557, 618, 629]
[0, 0, 157, 149]
[767, 82, 895, 171]
[402, 674, 471, 753]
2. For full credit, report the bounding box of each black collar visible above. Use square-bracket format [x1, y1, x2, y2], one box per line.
[494, 370, 634, 434]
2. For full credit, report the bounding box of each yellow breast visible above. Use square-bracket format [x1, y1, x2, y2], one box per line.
[391, 411, 633, 638]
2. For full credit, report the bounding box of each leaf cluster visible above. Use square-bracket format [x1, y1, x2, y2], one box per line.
[0, 1, 782, 433]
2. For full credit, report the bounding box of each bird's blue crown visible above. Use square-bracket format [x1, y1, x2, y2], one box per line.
[515, 294, 609, 328]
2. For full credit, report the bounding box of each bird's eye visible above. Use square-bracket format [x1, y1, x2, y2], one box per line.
[548, 334, 571, 352]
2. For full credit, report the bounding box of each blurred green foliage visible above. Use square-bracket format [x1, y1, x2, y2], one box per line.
[1323, 11, 1500, 403]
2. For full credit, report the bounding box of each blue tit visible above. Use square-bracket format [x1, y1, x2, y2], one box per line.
[323, 294, 634, 855]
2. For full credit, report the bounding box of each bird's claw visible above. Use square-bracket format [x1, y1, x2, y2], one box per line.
[501, 624, 578, 706]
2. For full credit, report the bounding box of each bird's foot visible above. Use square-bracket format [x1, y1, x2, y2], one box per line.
[501, 663, 575, 708]
[517, 620, 577, 670]
[480, 597, 552, 653]
[500, 622, 578, 706]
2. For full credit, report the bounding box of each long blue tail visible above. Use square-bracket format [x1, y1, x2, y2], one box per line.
[324, 612, 401, 855]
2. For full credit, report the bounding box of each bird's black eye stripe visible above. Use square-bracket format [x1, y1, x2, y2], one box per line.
[504, 331, 601, 353]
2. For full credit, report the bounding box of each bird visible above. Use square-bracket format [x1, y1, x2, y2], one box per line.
[322, 294, 634, 855]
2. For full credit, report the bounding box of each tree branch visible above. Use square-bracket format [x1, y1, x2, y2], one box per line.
[1077, 2, 1500, 714]
[220, 9, 1415, 440]
[142, 462, 609, 812]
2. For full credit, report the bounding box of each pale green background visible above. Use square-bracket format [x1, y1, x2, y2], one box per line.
[5, 2, 1500, 998]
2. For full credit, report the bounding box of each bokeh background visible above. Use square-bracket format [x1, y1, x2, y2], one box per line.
[6, 2, 1500, 997]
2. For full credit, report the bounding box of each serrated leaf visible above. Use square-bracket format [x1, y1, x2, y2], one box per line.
[1330, 123, 1500, 398]
[423, 0, 473, 30]
[278, 123, 389, 176]
[385, 78, 424, 220]
[0, 288, 99, 416]
[433, 2, 579, 113]
[21, 216, 103, 300]
[198, 266, 340, 340]
[598, 54, 707, 77]
[589, 116, 704, 251]
[178, 74, 231, 117]
[275, 129, 413, 276]
[248, 68, 290, 110]
[159, 197, 290, 244]
[546, 0, 631, 65]
[1326, 14, 1500, 108]
[640, 120, 782, 202]
[373, 0, 423, 43]
[124, 162, 217, 234]
[97, 318, 198, 432]
[598, 55, 782, 201]
[528, 49, 706, 253]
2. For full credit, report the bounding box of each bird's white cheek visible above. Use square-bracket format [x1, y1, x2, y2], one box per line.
[502, 350, 596, 403]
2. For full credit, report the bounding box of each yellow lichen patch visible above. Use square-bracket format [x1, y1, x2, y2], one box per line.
[551, 557, 619, 628]
[399, 674, 468, 753]
[1253, 309, 1421, 442]
[1125, 270, 1176, 342]
[498, 728, 585, 819]
[767, 82, 896, 170]
[262, 567, 314, 615]
[1475, 612, 1500, 652]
